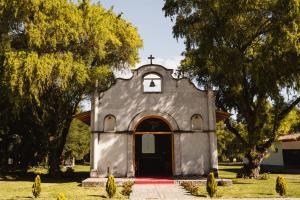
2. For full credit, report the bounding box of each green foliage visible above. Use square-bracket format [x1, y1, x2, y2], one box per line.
[217, 180, 230, 186]
[259, 173, 270, 180]
[278, 109, 300, 135]
[164, 0, 300, 177]
[276, 176, 287, 196]
[32, 175, 41, 198]
[63, 119, 90, 161]
[206, 172, 217, 197]
[216, 121, 246, 161]
[57, 193, 67, 200]
[0, 0, 142, 173]
[121, 181, 134, 196]
[180, 181, 201, 196]
[105, 175, 117, 198]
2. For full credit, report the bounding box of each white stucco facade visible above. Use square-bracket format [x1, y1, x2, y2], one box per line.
[261, 139, 300, 171]
[90, 64, 218, 177]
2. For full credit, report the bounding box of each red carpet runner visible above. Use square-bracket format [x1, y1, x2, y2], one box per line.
[134, 177, 174, 184]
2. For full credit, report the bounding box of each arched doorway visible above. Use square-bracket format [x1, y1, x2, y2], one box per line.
[134, 117, 173, 176]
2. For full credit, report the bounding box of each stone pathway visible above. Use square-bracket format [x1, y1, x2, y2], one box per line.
[130, 184, 197, 200]
[130, 184, 300, 200]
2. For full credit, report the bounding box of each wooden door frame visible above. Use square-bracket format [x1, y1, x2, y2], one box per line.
[133, 131, 174, 176]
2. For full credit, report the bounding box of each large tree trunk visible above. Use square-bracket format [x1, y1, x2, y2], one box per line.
[48, 117, 73, 177]
[245, 147, 265, 178]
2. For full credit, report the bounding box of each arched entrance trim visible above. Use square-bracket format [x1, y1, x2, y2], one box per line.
[128, 110, 179, 132]
[128, 111, 179, 176]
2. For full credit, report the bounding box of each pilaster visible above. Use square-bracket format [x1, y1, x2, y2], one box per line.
[207, 88, 219, 176]
[126, 134, 135, 177]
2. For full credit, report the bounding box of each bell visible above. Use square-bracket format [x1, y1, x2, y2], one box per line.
[149, 79, 155, 87]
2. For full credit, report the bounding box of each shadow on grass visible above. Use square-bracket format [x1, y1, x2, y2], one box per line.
[257, 193, 274, 196]
[219, 167, 241, 174]
[15, 196, 32, 199]
[88, 194, 107, 198]
[232, 181, 254, 185]
[194, 194, 207, 197]
[290, 181, 300, 184]
[1, 171, 89, 184]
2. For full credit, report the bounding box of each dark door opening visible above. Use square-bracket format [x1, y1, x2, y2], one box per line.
[283, 149, 300, 168]
[134, 118, 172, 176]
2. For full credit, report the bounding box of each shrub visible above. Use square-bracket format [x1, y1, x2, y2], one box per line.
[190, 186, 199, 195]
[63, 167, 74, 177]
[121, 181, 134, 196]
[123, 181, 134, 188]
[180, 181, 194, 192]
[236, 165, 250, 178]
[206, 172, 217, 197]
[276, 176, 287, 196]
[106, 175, 117, 198]
[259, 173, 270, 180]
[57, 193, 67, 200]
[32, 175, 41, 198]
[218, 180, 229, 186]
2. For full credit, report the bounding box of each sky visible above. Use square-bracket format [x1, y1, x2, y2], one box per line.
[82, 1, 186, 110]
[96, 0, 185, 70]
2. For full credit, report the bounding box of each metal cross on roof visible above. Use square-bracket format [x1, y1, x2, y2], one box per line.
[148, 54, 155, 64]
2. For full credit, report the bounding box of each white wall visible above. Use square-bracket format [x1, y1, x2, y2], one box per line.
[180, 132, 210, 175]
[95, 65, 209, 132]
[261, 142, 284, 166]
[262, 141, 300, 167]
[97, 133, 128, 177]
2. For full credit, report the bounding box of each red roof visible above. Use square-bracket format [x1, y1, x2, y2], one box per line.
[279, 133, 300, 142]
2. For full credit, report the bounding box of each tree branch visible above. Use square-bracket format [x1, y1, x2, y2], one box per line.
[278, 96, 300, 122]
[263, 96, 300, 149]
[224, 118, 249, 147]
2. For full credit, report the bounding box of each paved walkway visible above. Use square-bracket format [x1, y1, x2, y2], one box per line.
[130, 184, 197, 200]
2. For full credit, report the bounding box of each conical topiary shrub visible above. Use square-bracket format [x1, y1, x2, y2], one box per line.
[276, 176, 287, 196]
[106, 175, 117, 198]
[57, 193, 67, 200]
[206, 172, 217, 197]
[32, 175, 41, 198]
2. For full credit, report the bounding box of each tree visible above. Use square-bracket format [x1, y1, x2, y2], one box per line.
[163, 0, 300, 177]
[217, 109, 300, 162]
[216, 121, 246, 162]
[0, 0, 142, 175]
[63, 119, 90, 162]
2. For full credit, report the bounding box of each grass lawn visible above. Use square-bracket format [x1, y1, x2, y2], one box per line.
[0, 165, 127, 200]
[1, 164, 300, 199]
[192, 164, 300, 198]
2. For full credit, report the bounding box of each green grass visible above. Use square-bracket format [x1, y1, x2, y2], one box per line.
[192, 164, 300, 198]
[1, 164, 300, 199]
[0, 165, 127, 200]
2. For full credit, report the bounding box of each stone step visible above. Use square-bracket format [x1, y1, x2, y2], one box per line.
[82, 177, 232, 187]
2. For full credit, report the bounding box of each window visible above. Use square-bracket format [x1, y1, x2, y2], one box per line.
[191, 114, 203, 130]
[104, 115, 116, 132]
[142, 134, 155, 153]
[143, 73, 162, 92]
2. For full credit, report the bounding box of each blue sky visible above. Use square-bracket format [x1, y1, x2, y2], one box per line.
[96, 0, 185, 69]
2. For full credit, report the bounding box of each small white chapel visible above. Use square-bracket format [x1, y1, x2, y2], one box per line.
[76, 60, 229, 178]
